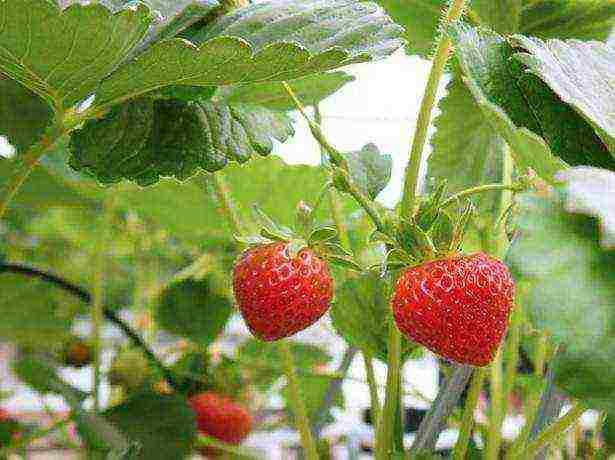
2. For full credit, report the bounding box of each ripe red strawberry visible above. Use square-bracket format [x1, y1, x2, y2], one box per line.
[392, 252, 514, 366]
[233, 242, 334, 341]
[189, 392, 252, 456]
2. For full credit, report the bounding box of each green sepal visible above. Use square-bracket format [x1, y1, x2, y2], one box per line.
[429, 210, 455, 254]
[416, 180, 447, 231]
[260, 227, 292, 242]
[397, 219, 436, 260]
[324, 254, 363, 272]
[295, 200, 315, 237]
[385, 248, 415, 267]
[252, 204, 294, 239]
[369, 229, 396, 245]
[449, 201, 474, 251]
[308, 227, 339, 246]
[320, 242, 352, 257]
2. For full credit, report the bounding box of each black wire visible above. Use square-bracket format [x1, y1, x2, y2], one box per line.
[0, 262, 179, 391]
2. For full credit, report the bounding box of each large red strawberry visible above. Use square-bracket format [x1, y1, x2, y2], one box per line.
[189, 392, 253, 457]
[392, 252, 514, 366]
[233, 242, 334, 341]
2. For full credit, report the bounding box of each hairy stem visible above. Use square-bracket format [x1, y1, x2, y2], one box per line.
[196, 434, 261, 459]
[375, 324, 402, 460]
[280, 341, 320, 460]
[519, 403, 588, 459]
[440, 183, 522, 209]
[211, 171, 247, 235]
[453, 368, 486, 460]
[0, 127, 63, 220]
[400, 0, 470, 220]
[0, 263, 180, 391]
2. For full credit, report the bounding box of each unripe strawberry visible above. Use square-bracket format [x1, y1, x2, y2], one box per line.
[392, 252, 514, 366]
[233, 242, 334, 341]
[61, 338, 93, 368]
[189, 392, 252, 457]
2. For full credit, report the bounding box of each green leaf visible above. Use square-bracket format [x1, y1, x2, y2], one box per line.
[372, 0, 441, 56]
[13, 354, 69, 394]
[94, 0, 404, 107]
[450, 24, 606, 176]
[0, 1, 152, 110]
[215, 72, 354, 111]
[0, 273, 81, 346]
[104, 392, 197, 460]
[0, 76, 52, 153]
[506, 191, 615, 411]
[520, 0, 615, 42]
[512, 35, 615, 155]
[428, 76, 506, 214]
[378, 0, 615, 57]
[282, 374, 344, 425]
[330, 273, 416, 362]
[605, 414, 615, 453]
[308, 227, 338, 245]
[341, 143, 392, 199]
[238, 340, 331, 391]
[156, 275, 232, 347]
[69, 97, 294, 185]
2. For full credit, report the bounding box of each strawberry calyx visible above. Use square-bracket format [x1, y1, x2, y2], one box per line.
[234, 204, 362, 271]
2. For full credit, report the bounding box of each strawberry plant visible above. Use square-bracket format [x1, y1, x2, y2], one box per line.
[0, 0, 614, 459]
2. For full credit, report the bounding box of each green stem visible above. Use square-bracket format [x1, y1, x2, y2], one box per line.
[211, 172, 246, 235]
[364, 352, 381, 428]
[375, 324, 402, 460]
[518, 403, 588, 460]
[440, 183, 522, 209]
[282, 82, 347, 167]
[0, 124, 64, 220]
[486, 349, 504, 460]
[453, 368, 486, 460]
[91, 196, 114, 412]
[336, 167, 388, 234]
[280, 341, 320, 460]
[496, 146, 514, 254]
[400, 0, 470, 220]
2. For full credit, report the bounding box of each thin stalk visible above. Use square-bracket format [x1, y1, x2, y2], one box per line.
[496, 146, 514, 254]
[212, 172, 246, 235]
[91, 196, 114, 412]
[518, 403, 588, 460]
[453, 368, 486, 460]
[280, 341, 320, 460]
[400, 0, 470, 220]
[375, 324, 402, 460]
[440, 183, 522, 209]
[0, 125, 63, 220]
[486, 349, 504, 460]
[283, 83, 389, 237]
[364, 352, 381, 427]
[282, 82, 346, 167]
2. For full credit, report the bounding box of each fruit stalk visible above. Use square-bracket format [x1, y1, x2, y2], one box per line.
[280, 341, 320, 460]
[375, 323, 402, 460]
[211, 171, 247, 236]
[440, 182, 523, 209]
[400, 0, 470, 221]
[453, 367, 486, 460]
